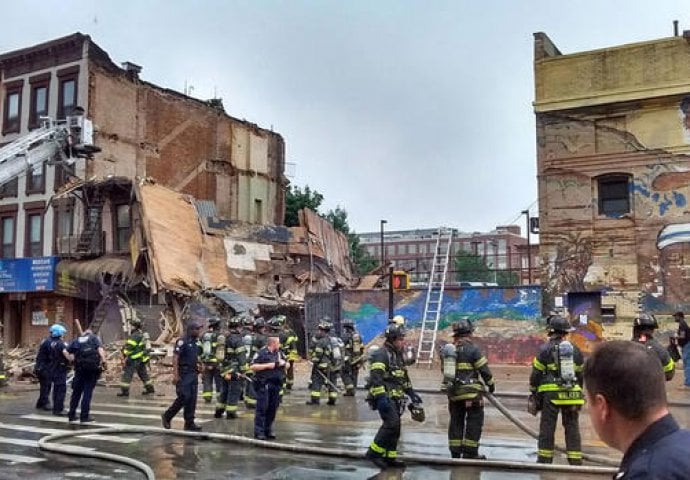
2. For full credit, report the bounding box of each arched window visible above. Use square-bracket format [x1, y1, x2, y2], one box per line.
[597, 173, 632, 217]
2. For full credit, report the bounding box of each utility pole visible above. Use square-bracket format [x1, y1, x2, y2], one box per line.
[522, 210, 532, 284]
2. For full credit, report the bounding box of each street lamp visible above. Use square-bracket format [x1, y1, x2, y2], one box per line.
[380, 219, 387, 268]
[521, 210, 532, 284]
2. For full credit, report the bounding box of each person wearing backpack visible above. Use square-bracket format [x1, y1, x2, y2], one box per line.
[67, 326, 107, 423]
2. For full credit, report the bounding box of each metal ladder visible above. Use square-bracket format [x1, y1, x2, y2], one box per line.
[0, 123, 62, 186]
[416, 227, 454, 367]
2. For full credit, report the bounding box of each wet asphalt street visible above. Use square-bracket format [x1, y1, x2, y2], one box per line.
[0, 363, 687, 479]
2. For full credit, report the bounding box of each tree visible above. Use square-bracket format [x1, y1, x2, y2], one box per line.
[284, 185, 324, 227]
[325, 206, 378, 275]
[454, 250, 518, 287]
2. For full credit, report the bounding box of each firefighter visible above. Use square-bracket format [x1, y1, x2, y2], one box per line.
[529, 315, 584, 465]
[273, 315, 298, 392]
[162, 320, 203, 431]
[306, 319, 336, 405]
[440, 319, 495, 459]
[365, 324, 422, 469]
[118, 318, 154, 397]
[632, 313, 675, 381]
[341, 319, 364, 396]
[0, 343, 6, 387]
[200, 317, 223, 403]
[35, 324, 72, 415]
[216, 315, 248, 419]
[327, 323, 345, 405]
[244, 317, 267, 409]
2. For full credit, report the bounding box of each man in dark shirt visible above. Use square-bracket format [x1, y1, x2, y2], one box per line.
[250, 336, 285, 440]
[35, 324, 72, 415]
[584, 340, 690, 479]
[162, 321, 203, 431]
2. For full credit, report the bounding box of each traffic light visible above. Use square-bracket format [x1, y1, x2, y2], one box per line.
[392, 271, 410, 290]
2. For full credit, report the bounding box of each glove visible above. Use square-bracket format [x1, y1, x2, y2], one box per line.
[406, 389, 422, 405]
[488, 383, 495, 394]
[375, 395, 392, 411]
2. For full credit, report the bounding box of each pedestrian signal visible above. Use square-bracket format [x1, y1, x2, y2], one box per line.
[392, 271, 410, 290]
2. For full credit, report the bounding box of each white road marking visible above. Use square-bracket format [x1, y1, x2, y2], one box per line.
[0, 453, 45, 464]
[22, 413, 209, 426]
[0, 435, 96, 451]
[0, 421, 138, 443]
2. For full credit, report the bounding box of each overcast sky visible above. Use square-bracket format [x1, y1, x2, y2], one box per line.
[2, 1, 688, 234]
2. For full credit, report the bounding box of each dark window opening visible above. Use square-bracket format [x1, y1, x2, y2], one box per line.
[26, 163, 46, 195]
[115, 204, 131, 252]
[598, 175, 631, 217]
[0, 215, 16, 258]
[25, 210, 44, 257]
[57, 67, 78, 120]
[0, 179, 19, 198]
[2, 83, 22, 134]
[29, 74, 50, 129]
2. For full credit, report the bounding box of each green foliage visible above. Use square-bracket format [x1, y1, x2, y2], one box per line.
[325, 206, 378, 275]
[285, 184, 377, 275]
[454, 250, 518, 287]
[284, 185, 324, 227]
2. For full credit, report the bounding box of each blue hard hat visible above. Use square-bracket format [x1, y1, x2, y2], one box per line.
[49, 324, 66, 338]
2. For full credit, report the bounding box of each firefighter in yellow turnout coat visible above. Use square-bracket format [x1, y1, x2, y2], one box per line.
[529, 315, 584, 465]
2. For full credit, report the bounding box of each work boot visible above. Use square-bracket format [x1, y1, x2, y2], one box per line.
[214, 409, 224, 419]
[343, 389, 355, 397]
[451, 452, 462, 459]
[117, 390, 129, 397]
[204, 397, 212, 403]
[161, 414, 171, 429]
[184, 423, 202, 432]
[365, 451, 389, 469]
[463, 453, 487, 460]
[142, 387, 155, 396]
[305, 399, 319, 405]
[327, 399, 337, 406]
[226, 412, 237, 419]
[386, 458, 406, 468]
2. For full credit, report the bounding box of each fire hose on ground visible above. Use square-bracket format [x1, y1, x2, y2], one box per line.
[38, 425, 618, 480]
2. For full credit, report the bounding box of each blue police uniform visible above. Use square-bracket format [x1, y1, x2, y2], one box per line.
[163, 335, 201, 429]
[251, 346, 284, 439]
[35, 337, 69, 414]
[67, 333, 103, 422]
[616, 414, 690, 479]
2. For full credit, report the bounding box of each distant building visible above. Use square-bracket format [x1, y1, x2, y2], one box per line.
[534, 30, 690, 319]
[358, 225, 538, 285]
[0, 33, 286, 345]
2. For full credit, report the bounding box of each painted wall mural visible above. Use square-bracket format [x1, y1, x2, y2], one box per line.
[341, 287, 545, 364]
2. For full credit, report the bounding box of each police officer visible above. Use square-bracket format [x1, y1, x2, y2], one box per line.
[341, 319, 364, 396]
[441, 319, 495, 459]
[216, 316, 248, 419]
[162, 320, 203, 431]
[250, 335, 286, 440]
[306, 319, 335, 405]
[118, 318, 154, 397]
[529, 315, 584, 465]
[200, 317, 223, 403]
[67, 328, 107, 423]
[35, 324, 72, 415]
[365, 324, 422, 469]
[632, 313, 675, 381]
[244, 317, 267, 409]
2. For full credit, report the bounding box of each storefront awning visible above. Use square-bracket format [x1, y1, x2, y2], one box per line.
[56, 256, 133, 283]
[210, 290, 276, 314]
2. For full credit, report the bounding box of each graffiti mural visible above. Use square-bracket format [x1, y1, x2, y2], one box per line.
[341, 287, 543, 364]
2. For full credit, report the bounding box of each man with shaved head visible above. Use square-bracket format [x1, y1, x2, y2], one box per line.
[584, 341, 690, 479]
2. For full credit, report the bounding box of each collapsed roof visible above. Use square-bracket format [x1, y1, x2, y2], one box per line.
[133, 179, 356, 302]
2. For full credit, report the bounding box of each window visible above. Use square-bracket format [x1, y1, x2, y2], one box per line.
[0, 179, 18, 198]
[114, 204, 131, 252]
[253, 199, 263, 224]
[387, 245, 396, 256]
[29, 73, 50, 129]
[0, 214, 16, 258]
[24, 202, 45, 257]
[409, 244, 417, 255]
[26, 163, 46, 195]
[57, 66, 79, 119]
[53, 201, 74, 254]
[2, 80, 23, 134]
[598, 174, 631, 217]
